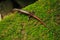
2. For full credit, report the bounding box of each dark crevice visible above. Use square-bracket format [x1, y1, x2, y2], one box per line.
[10, 0, 21, 9]
[0, 0, 37, 8]
[23, 0, 37, 6]
[11, 0, 37, 9]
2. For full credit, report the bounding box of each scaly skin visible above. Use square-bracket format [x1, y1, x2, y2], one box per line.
[12, 8, 47, 27]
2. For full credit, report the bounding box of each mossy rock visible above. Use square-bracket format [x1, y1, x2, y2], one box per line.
[0, 0, 60, 40]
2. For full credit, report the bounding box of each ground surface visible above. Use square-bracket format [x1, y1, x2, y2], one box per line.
[0, 0, 60, 40]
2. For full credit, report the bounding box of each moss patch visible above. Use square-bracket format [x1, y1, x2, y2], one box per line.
[0, 0, 60, 40]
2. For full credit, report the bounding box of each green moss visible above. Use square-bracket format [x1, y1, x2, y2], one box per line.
[0, 0, 60, 40]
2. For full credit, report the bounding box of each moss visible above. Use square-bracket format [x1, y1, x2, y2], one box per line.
[0, 0, 60, 40]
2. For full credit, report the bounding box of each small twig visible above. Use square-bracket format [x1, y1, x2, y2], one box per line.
[12, 8, 47, 27]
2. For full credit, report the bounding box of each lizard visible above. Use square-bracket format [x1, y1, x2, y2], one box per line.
[12, 8, 47, 27]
